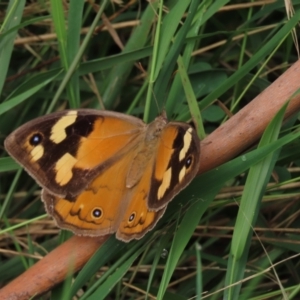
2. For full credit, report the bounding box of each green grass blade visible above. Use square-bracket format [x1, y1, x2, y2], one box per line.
[153, 0, 192, 81]
[0, 157, 20, 172]
[70, 238, 125, 297]
[146, 230, 175, 299]
[149, 0, 199, 120]
[0, 0, 25, 95]
[177, 54, 204, 139]
[78, 238, 147, 299]
[165, 0, 211, 115]
[50, 0, 68, 70]
[157, 188, 219, 299]
[65, 0, 85, 108]
[195, 243, 203, 300]
[0, 72, 60, 115]
[0, 169, 22, 220]
[49, 0, 109, 111]
[225, 101, 290, 299]
[102, 2, 159, 109]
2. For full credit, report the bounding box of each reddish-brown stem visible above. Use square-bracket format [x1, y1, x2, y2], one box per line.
[1, 60, 300, 300]
[0, 236, 109, 299]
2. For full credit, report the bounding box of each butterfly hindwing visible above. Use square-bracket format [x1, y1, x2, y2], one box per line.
[41, 147, 138, 237]
[117, 152, 165, 241]
[42, 146, 165, 242]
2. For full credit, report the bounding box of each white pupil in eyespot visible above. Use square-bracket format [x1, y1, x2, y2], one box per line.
[129, 213, 135, 222]
[93, 209, 102, 218]
[30, 133, 42, 146]
[185, 156, 192, 167]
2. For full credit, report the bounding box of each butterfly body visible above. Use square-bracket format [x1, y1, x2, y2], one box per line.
[5, 109, 200, 242]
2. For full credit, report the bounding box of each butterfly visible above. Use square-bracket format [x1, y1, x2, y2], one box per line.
[4, 109, 200, 242]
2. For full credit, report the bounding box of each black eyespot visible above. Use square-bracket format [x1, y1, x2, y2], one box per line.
[29, 133, 43, 146]
[92, 208, 102, 219]
[129, 212, 136, 222]
[185, 156, 193, 168]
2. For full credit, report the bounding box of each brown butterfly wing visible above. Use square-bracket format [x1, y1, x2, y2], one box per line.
[117, 205, 166, 242]
[6, 111, 200, 242]
[116, 152, 166, 241]
[42, 147, 165, 242]
[5, 109, 145, 198]
[117, 121, 200, 241]
[147, 122, 200, 210]
[42, 147, 138, 237]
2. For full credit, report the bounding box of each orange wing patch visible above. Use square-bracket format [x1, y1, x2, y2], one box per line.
[117, 156, 164, 241]
[75, 117, 143, 169]
[42, 147, 138, 236]
[154, 126, 177, 181]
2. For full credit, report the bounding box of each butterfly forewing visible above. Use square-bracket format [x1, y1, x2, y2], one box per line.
[5, 110, 145, 198]
[147, 122, 200, 210]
